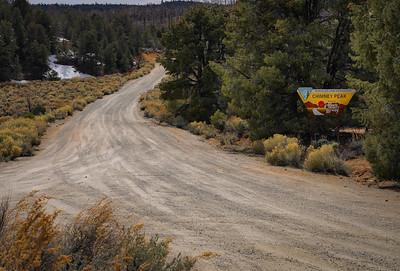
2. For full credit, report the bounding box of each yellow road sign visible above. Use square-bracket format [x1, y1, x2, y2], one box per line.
[297, 88, 356, 116]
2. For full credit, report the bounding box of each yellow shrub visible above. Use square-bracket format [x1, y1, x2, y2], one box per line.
[225, 116, 248, 136]
[188, 121, 217, 139]
[304, 144, 350, 175]
[0, 134, 22, 161]
[0, 194, 69, 270]
[34, 117, 47, 136]
[0, 118, 41, 157]
[141, 87, 174, 122]
[264, 134, 302, 167]
[84, 95, 97, 104]
[220, 132, 239, 145]
[0, 193, 195, 271]
[54, 105, 73, 119]
[72, 97, 87, 111]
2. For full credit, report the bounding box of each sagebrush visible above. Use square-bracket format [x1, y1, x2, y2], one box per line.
[304, 144, 350, 176]
[263, 134, 303, 167]
[0, 193, 196, 271]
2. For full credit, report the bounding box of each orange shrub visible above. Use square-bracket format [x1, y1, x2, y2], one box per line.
[0, 193, 196, 271]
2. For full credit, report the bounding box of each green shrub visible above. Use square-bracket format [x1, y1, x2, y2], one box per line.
[363, 131, 400, 180]
[263, 134, 302, 167]
[304, 144, 350, 175]
[252, 140, 265, 155]
[172, 115, 188, 128]
[72, 97, 87, 111]
[210, 110, 227, 131]
[31, 104, 46, 116]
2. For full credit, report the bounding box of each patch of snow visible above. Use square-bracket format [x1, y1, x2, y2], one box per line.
[48, 55, 92, 80]
[10, 80, 29, 84]
[57, 37, 69, 42]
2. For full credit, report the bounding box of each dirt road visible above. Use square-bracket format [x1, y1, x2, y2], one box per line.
[1, 65, 399, 271]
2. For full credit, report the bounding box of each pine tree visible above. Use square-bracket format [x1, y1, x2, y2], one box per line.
[160, 6, 226, 121]
[104, 43, 117, 74]
[77, 30, 103, 75]
[0, 20, 20, 81]
[349, 0, 400, 180]
[11, 8, 27, 60]
[12, 0, 30, 18]
[215, 0, 335, 139]
[24, 40, 49, 79]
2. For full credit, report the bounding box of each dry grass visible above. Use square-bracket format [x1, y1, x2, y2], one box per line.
[140, 86, 173, 123]
[140, 87, 255, 153]
[224, 116, 249, 137]
[304, 144, 350, 176]
[0, 61, 155, 162]
[187, 121, 217, 139]
[0, 193, 196, 271]
[0, 62, 154, 118]
[142, 52, 158, 63]
[263, 134, 303, 167]
[0, 117, 47, 160]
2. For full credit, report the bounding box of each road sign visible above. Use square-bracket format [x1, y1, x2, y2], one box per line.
[297, 87, 355, 116]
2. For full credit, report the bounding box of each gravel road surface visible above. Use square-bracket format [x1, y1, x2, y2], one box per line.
[1, 65, 399, 271]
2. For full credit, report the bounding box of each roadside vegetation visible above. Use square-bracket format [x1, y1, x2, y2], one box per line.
[141, 88, 350, 175]
[0, 59, 154, 161]
[0, 193, 196, 271]
[143, 1, 399, 182]
[304, 144, 350, 175]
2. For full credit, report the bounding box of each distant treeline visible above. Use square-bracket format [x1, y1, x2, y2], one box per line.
[0, 0, 199, 81]
[38, 1, 201, 27]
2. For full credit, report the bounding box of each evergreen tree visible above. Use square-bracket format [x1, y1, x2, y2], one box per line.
[104, 43, 117, 74]
[161, 6, 226, 121]
[116, 42, 131, 73]
[0, 0, 12, 21]
[214, 0, 359, 140]
[77, 30, 103, 75]
[11, 8, 27, 59]
[350, 0, 400, 180]
[0, 20, 20, 81]
[24, 40, 49, 79]
[215, 0, 335, 139]
[12, 0, 30, 18]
